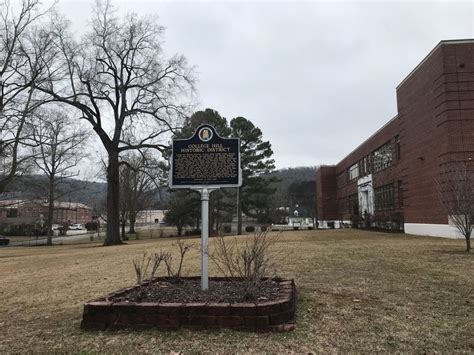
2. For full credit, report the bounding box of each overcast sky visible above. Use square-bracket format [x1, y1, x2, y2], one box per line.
[57, 0, 473, 171]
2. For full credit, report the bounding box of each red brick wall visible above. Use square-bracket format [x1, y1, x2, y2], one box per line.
[396, 41, 474, 224]
[0, 201, 93, 224]
[316, 166, 338, 220]
[335, 117, 404, 220]
[316, 40, 474, 225]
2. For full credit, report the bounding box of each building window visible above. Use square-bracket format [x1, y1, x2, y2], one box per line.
[348, 163, 359, 181]
[348, 193, 359, 215]
[360, 156, 369, 175]
[374, 183, 394, 210]
[396, 135, 401, 161]
[398, 180, 404, 207]
[6, 208, 18, 218]
[372, 142, 393, 173]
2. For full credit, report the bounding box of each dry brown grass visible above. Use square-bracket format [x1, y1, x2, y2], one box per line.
[0, 229, 472, 353]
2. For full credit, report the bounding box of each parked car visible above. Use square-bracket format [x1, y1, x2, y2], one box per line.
[69, 223, 84, 230]
[52, 224, 60, 230]
[0, 235, 10, 246]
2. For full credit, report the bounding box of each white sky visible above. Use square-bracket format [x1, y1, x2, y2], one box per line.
[54, 0, 473, 174]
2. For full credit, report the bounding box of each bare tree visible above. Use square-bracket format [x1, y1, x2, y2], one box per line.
[34, 1, 195, 245]
[0, 0, 53, 193]
[119, 152, 164, 240]
[28, 108, 88, 245]
[437, 160, 474, 252]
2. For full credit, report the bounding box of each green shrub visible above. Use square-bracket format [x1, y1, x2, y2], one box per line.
[85, 221, 98, 231]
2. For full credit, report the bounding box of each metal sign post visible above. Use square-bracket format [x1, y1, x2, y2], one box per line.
[195, 187, 215, 290]
[170, 125, 241, 291]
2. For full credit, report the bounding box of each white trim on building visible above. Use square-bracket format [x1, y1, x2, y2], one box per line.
[404, 223, 463, 239]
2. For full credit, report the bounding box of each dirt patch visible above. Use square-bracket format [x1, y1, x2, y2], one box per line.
[111, 278, 280, 304]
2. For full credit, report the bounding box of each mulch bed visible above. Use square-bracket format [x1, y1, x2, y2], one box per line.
[110, 278, 281, 304]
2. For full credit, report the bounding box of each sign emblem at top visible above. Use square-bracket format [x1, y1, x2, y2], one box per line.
[198, 127, 213, 142]
[170, 124, 242, 189]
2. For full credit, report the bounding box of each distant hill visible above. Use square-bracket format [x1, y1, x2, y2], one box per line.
[264, 166, 317, 210]
[1, 167, 317, 212]
[3, 175, 107, 207]
[3, 175, 171, 210]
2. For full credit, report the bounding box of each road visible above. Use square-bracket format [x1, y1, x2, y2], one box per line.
[7, 230, 102, 246]
[5, 224, 162, 247]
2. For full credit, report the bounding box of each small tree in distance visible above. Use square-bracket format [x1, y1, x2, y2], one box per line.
[437, 160, 474, 252]
[119, 152, 165, 240]
[164, 190, 199, 236]
[28, 108, 89, 245]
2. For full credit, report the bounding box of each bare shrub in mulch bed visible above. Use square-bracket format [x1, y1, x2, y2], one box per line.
[111, 278, 280, 304]
[81, 232, 296, 332]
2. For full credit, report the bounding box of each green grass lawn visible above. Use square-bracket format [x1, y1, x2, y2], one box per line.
[0, 229, 472, 352]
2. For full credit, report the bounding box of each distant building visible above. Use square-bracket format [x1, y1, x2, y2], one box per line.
[287, 205, 314, 229]
[316, 39, 474, 238]
[0, 200, 93, 225]
[135, 210, 167, 224]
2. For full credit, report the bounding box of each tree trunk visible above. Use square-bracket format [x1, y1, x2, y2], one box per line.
[121, 220, 127, 241]
[237, 186, 242, 235]
[129, 212, 136, 234]
[104, 150, 122, 245]
[467, 236, 471, 252]
[46, 177, 54, 246]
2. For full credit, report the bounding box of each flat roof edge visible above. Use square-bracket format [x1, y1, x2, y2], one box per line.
[336, 114, 399, 166]
[396, 39, 474, 90]
[316, 165, 336, 169]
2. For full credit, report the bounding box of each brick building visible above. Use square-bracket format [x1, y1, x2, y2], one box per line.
[316, 39, 474, 238]
[0, 200, 93, 226]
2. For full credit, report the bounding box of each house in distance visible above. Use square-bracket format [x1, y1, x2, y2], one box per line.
[316, 39, 474, 238]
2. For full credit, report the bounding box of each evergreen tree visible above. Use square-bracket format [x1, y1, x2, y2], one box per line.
[176, 108, 231, 139]
[230, 117, 276, 234]
[168, 110, 276, 234]
[164, 190, 200, 236]
[288, 180, 316, 218]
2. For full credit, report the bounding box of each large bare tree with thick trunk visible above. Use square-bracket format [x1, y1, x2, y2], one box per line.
[437, 160, 474, 252]
[34, 1, 194, 245]
[0, 0, 53, 193]
[28, 108, 88, 246]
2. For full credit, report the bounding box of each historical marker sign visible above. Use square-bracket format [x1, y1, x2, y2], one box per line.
[170, 125, 242, 188]
[169, 124, 241, 291]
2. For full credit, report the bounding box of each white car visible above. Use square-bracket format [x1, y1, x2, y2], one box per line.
[69, 223, 84, 230]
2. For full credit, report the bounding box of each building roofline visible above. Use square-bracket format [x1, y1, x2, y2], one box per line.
[396, 39, 474, 90]
[336, 114, 399, 166]
[0, 199, 92, 209]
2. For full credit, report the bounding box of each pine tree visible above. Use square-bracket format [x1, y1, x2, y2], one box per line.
[230, 117, 276, 234]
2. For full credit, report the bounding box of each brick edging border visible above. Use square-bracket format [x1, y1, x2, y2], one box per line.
[80, 277, 296, 332]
